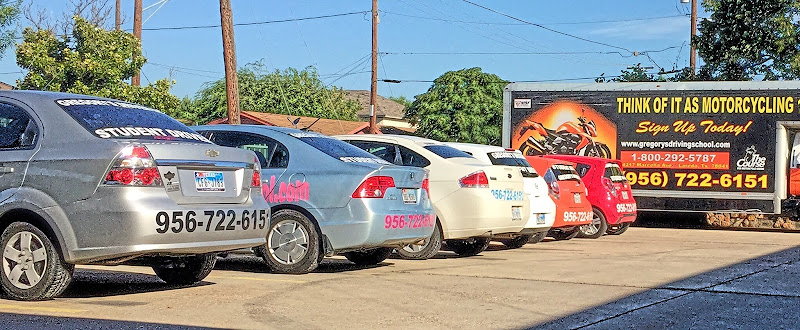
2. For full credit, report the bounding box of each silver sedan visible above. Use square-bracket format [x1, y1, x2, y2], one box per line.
[0, 91, 270, 300]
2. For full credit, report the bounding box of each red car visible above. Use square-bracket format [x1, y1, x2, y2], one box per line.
[525, 156, 592, 240]
[543, 155, 637, 238]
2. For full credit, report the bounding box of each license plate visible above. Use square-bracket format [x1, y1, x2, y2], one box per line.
[402, 189, 417, 204]
[195, 171, 225, 192]
[622, 191, 629, 199]
[536, 213, 546, 225]
[574, 193, 581, 203]
[512, 206, 522, 221]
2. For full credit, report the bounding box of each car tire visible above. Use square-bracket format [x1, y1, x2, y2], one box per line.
[527, 231, 547, 244]
[253, 209, 320, 274]
[0, 222, 74, 301]
[152, 253, 216, 285]
[500, 234, 532, 249]
[549, 227, 579, 241]
[343, 247, 393, 266]
[395, 221, 442, 260]
[607, 222, 631, 235]
[447, 237, 491, 256]
[577, 208, 608, 239]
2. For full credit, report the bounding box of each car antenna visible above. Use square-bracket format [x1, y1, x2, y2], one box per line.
[287, 116, 301, 129]
[301, 118, 321, 131]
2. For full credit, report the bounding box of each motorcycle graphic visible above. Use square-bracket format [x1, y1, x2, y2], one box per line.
[518, 115, 612, 158]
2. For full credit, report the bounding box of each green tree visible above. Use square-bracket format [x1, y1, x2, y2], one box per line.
[388, 95, 412, 109]
[0, 0, 20, 58]
[190, 62, 361, 124]
[596, 63, 670, 82]
[694, 0, 800, 80]
[405, 67, 507, 145]
[16, 16, 179, 112]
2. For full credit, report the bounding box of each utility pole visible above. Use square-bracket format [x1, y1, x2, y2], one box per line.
[369, 0, 378, 134]
[220, 0, 240, 124]
[682, 0, 698, 75]
[132, 0, 142, 86]
[115, 0, 121, 30]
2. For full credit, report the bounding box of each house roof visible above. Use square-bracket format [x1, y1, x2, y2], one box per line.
[344, 90, 406, 119]
[207, 111, 373, 136]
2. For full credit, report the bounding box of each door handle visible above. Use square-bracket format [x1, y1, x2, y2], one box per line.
[0, 167, 13, 173]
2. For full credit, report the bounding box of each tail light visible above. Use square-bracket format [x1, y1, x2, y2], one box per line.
[459, 171, 489, 188]
[104, 145, 163, 186]
[549, 180, 560, 197]
[602, 177, 618, 197]
[352, 176, 395, 198]
[422, 177, 430, 198]
[251, 155, 262, 191]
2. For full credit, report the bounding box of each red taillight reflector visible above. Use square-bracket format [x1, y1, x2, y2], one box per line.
[459, 171, 489, 188]
[352, 176, 395, 198]
[251, 155, 262, 189]
[422, 178, 430, 197]
[549, 181, 560, 196]
[103, 145, 163, 187]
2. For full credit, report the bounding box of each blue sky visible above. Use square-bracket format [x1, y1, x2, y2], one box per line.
[0, 0, 705, 101]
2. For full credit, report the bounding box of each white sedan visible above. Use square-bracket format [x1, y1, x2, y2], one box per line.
[336, 135, 530, 258]
[445, 142, 556, 247]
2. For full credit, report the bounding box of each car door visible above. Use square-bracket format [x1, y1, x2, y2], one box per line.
[0, 102, 40, 203]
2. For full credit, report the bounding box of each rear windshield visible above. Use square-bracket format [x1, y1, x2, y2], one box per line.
[423, 145, 473, 159]
[57, 99, 209, 143]
[550, 164, 581, 181]
[604, 163, 627, 182]
[289, 132, 388, 164]
[488, 151, 531, 167]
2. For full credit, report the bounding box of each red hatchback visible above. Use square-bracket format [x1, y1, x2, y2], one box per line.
[525, 156, 593, 240]
[543, 155, 637, 238]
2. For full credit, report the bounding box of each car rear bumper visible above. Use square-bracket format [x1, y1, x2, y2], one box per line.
[64, 187, 270, 264]
[436, 189, 529, 240]
[317, 198, 437, 252]
[525, 195, 556, 229]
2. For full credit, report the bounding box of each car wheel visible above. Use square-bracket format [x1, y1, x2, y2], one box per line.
[447, 237, 491, 256]
[253, 209, 320, 274]
[343, 247, 393, 266]
[0, 222, 74, 301]
[152, 254, 216, 285]
[527, 231, 547, 244]
[577, 208, 608, 239]
[395, 221, 442, 260]
[549, 227, 579, 241]
[500, 234, 532, 249]
[607, 222, 631, 235]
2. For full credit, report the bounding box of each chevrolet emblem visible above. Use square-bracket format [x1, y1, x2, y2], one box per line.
[206, 149, 220, 157]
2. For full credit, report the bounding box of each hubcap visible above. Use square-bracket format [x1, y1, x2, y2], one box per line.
[402, 238, 429, 253]
[3, 231, 47, 289]
[267, 220, 309, 265]
[581, 213, 602, 236]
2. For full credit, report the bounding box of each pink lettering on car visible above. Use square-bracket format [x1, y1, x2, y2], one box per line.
[262, 175, 311, 204]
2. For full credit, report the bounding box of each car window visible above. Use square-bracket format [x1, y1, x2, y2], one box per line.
[269, 142, 290, 168]
[348, 141, 400, 164]
[604, 163, 627, 182]
[487, 151, 531, 167]
[422, 145, 473, 159]
[575, 163, 591, 177]
[56, 98, 209, 143]
[291, 133, 388, 164]
[0, 103, 38, 150]
[398, 145, 431, 167]
[543, 168, 557, 184]
[550, 164, 581, 181]
[200, 130, 274, 167]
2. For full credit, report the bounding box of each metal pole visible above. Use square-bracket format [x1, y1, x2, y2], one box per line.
[115, 0, 121, 30]
[132, 0, 142, 86]
[220, 0, 240, 125]
[369, 0, 378, 134]
[690, 0, 697, 75]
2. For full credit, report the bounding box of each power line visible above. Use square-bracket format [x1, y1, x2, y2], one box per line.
[137, 10, 369, 31]
[460, 0, 635, 54]
[380, 46, 679, 58]
[148, 61, 223, 74]
[381, 10, 688, 26]
[379, 75, 625, 84]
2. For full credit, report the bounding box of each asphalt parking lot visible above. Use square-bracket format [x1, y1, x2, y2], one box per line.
[0, 226, 797, 329]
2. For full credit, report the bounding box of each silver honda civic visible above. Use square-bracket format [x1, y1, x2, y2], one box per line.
[193, 125, 436, 274]
[0, 91, 270, 300]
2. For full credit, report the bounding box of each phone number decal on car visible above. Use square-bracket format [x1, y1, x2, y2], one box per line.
[616, 203, 637, 213]
[563, 211, 591, 223]
[384, 214, 435, 229]
[155, 209, 268, 234]
[491, 189, 524, 201]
